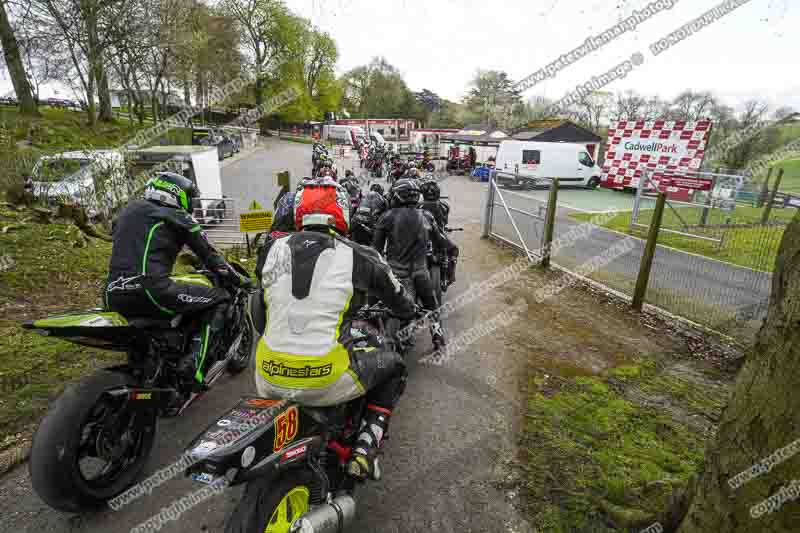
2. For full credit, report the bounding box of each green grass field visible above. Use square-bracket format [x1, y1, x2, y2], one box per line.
[771, 159, 800, 194]
[571, 205, 797, 271]
[0, 106, 191, 152]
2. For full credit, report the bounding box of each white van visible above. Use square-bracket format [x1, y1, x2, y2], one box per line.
[322, 125, 366, 146]
[369, 131, 386, 146]
[494, 141, 602, 189]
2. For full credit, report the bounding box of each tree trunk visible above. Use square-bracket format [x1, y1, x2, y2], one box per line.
[86, 72, 96, 128]
[183, 77, 190, 106]
[0, 1, 38, 116]
[126, 89, 133, 125]
[151, 95, 158, 124]
[676, 210, 800, 533]
[97, 67, 112, 122]
[255, 76, 263, 106]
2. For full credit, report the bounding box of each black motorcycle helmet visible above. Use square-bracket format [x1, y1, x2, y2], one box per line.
[144, 171, 199, 213]
[390, 179, 421, 207]
[420, 180, 441, 202]
[370, 183, 384, 195]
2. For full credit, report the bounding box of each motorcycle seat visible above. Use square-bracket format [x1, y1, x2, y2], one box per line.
[303, 404, 349, 428]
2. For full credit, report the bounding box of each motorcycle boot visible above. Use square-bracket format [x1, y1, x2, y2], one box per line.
[347, 405, 392, 481]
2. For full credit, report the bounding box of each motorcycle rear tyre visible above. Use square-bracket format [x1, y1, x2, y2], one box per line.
[29, 370, 158, 512]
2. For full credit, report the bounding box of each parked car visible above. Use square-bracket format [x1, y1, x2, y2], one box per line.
[193, 127, 236, 160]
[231, 131, 243, 153]
[30, 150, 128, 219]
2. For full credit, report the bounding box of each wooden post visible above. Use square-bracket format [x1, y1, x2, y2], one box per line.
[632, 192, 666, 311]
[541, 178, 559, 269]
[699, 168, 720, 226]
[758, 167, 773, 207]
[761, 168, 784, 225]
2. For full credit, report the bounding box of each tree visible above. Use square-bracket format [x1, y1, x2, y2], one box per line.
[642, 96, 666, 121]
[341, 64, 370, 115]
[340, 57, 419, 119]
[220, 0, 292, 106]
[416, 89, 441, 113]
[25, 0, 125, 125]
[669, 90, 716, 121]
[611, 90, 646, 122]
[0, 0, 38, 115]
[521, 95, 557, 122]
[575, 91, 612, 133]
[427, 99, 465, 129]
[464, 69, 522, 129]
[719, 100, 778, 171]
[670, 210, 800, 533]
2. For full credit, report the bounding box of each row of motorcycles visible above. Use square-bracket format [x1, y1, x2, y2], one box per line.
[360, 142, 436, 180]
[21, 142, 458, 533]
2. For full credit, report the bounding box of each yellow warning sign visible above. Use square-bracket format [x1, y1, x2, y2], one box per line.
[248, 200, 263, 210]
[239, 210, 273, 233]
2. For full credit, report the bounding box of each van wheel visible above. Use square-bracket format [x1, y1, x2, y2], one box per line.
[587, 177, 600, 189]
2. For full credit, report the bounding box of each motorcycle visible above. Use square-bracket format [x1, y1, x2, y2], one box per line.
[183, 301, 418, 533]
[427, 226, 463, 306]
[24, 259, 257, 512]
[366, 152, 385, 178]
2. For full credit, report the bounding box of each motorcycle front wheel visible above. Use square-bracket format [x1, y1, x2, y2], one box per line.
[29, 370, 158, 512]
[225, 470, 314, 533]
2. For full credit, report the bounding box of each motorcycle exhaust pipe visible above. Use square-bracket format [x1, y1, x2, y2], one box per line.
[290, 494, 356, 533]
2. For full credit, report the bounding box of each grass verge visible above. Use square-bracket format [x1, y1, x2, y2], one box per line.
[0, 210, 122, 449]
[0, 206, 258, 449]
[521, 356, 731, 532]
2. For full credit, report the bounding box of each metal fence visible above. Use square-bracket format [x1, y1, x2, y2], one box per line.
[192, 197, 249, 249]
[483, 168, 796, 343]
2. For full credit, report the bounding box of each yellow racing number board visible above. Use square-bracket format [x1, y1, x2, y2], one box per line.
[239, 210, 273, 233]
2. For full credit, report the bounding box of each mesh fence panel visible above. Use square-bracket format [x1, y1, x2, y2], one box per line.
[483, 170, 795, 343]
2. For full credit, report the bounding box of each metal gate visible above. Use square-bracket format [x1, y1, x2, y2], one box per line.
[192, 197, 249, 248]
[482, 171, 557, 263]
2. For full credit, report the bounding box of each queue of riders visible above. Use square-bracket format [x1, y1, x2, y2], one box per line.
[100, 138, 460, 486]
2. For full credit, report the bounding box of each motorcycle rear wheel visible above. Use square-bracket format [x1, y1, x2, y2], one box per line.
[29, 370, 158, 512]
[225, 469, 314, 533]
[227, 311, 256, 374]
[431, 264, 443, 307]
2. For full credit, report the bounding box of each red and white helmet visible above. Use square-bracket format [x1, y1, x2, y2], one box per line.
[294, 177, 350, 234]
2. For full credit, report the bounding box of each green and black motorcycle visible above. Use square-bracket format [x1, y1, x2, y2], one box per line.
[23, 260, 257, 512]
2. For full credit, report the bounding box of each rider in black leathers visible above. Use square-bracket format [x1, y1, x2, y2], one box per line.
[420, 180, 459, 284]
[105, 172, 251, 393]
[373, 179, 446, 347]
[350, 183, 388, 246]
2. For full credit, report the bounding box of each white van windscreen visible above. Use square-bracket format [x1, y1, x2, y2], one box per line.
[578, 152, 594, 167]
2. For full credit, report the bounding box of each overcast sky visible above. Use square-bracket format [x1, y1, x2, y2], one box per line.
[287, 0, 797, 112]
[2, 0, 795, 113]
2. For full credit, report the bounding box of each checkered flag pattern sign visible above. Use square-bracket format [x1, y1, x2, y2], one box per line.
[600, 119, 714, 192]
